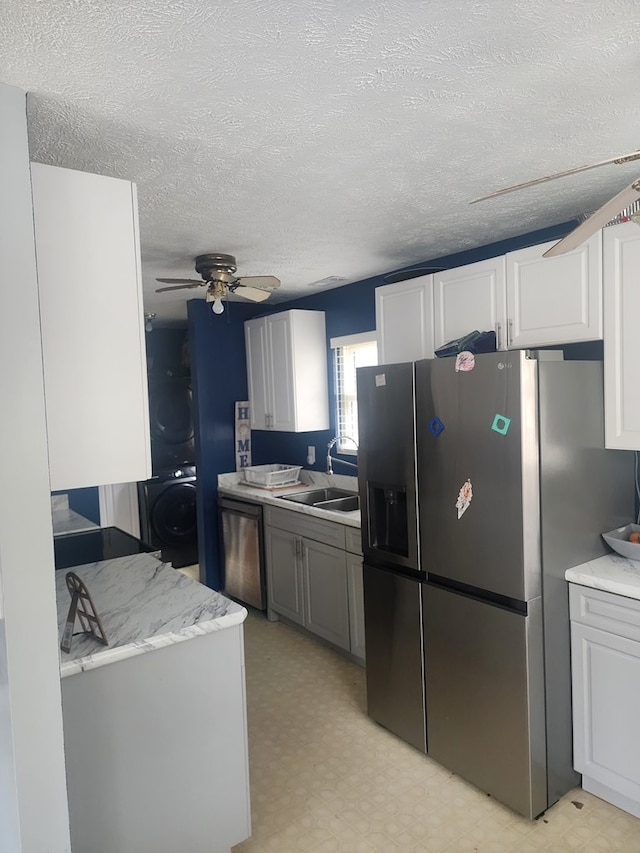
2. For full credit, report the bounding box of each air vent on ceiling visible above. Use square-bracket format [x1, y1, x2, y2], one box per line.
[307, 276, 349, 287]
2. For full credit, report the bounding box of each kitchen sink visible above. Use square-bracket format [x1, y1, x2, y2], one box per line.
[281, 488, 359, 509]
[313, 496, 360, 512]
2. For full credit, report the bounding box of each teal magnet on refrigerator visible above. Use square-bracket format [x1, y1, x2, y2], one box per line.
[491, 414, 511, 435]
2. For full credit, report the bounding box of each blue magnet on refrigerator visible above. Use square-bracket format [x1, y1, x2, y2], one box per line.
[428, 417, 445, 437]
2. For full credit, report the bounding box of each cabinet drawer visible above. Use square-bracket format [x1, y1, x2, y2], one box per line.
[265, 506, 346, 549]
[345, 526, 363, 555]
[569, 584, 640, 642]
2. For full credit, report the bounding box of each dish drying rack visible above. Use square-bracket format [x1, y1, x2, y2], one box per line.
[242, 464, 303, 490]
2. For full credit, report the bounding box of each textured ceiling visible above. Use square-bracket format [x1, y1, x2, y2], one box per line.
[2, 0, 640, 322]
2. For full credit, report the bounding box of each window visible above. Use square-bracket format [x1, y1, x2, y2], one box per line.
[330, 331, 378, 454]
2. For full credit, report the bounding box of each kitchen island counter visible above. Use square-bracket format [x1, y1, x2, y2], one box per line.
[57, 552, 246, 676]
[58, 554, 250, 853]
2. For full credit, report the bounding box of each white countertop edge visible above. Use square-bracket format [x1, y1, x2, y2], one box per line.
[565, 553, 640, 602]
[60, 606, 248, 678]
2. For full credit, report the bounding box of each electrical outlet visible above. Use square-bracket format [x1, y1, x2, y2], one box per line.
[306, 445, 316, 466]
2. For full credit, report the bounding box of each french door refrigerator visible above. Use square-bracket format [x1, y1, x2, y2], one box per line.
[358, 351, 632, 818]
[357, 361, 426, 754]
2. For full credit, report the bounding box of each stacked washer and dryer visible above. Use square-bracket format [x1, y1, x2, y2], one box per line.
[137, 329, 199, 569]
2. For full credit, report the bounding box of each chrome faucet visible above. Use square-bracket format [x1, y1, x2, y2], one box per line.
[326, 435, 359, 475]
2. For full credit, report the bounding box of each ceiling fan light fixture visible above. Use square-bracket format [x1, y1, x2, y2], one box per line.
[144, 313, 156, 332]
[156, 253, 278, 310]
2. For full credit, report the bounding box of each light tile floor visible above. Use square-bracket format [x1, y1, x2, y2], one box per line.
[175, 563, 200, 582]
[233, 611, 640, 853]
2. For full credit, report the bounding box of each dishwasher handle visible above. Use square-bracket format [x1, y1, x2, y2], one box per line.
[218, 496, 263, 520]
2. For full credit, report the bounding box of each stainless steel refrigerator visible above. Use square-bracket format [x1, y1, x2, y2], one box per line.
[357, 351, 633, 818]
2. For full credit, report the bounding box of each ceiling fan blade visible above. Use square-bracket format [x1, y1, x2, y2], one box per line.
[470, 149, 640, 204]
[233, 285, 272, 302]
[155, 282, 204, 293]
[156, 277, 203, 285]
[236, 275, 280, 289]
[543, 179, 640, 258]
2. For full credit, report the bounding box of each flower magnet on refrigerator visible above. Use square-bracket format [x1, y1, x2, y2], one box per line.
[456, 478, 473, 519]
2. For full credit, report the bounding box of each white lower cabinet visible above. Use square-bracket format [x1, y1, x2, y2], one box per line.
[265, 506, 364, 661]
[303, 539, 350, 650]
[569, 583, 640, 818]
[346, 553, 365, 660]
[265, 526, 304, 625]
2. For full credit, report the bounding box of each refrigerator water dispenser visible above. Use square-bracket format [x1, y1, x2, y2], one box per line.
[367, 484, 409, 558]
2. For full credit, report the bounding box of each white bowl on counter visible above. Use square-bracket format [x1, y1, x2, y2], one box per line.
[602, 524, 640, 561]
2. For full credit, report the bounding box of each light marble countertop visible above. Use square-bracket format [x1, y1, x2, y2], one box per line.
[57, 553, 246, 678]
[51, 506, 99, 536]
[218, 470, 361, 528]
[566, 552, 640, 601]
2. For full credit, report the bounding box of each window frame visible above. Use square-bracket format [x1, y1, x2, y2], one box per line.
[330, 330, 378, 455]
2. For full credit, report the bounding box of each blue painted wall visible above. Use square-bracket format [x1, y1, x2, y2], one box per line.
[191, 219, 582, 587]
[53, 487, 101, 524]
[188, 298, 263, 588]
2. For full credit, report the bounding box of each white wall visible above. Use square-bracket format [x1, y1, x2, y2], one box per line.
[0, 619, 21, 851]
[0, 83, 71, 851]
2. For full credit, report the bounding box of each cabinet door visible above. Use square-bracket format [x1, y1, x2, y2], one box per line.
[266, 312, 296, 431]
[245, 310, 329, 432]
[302, 539, 350, 650]
[264, 526, 304, 624]
[603, 223, 640, 450]
[244, 318, 269, 430]
[346, 553, 365, 661]
[505, 233, 602, 349]
[375, 276, 434, 364]
[31, 163, 151, 491]
[571, 621, 640, 813]
[433, 257, 507, 350]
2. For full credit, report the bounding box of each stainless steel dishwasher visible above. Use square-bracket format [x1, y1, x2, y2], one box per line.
[218, 496, 266, 610]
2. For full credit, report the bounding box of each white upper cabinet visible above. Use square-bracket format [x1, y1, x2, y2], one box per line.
[505, 233, 603, 349]
[245, 309, 329, 432]
[432, 236, 602, 352]
[31, 163, 151, 492]
[375, 275, 434, 364]
[603, 222, 640, 450]
[244, 316, 270, 429]
[433, 257, 507, 350]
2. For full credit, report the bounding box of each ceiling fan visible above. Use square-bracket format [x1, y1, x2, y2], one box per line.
[156, 254, 280, 314]
[471, 148, 640, 258]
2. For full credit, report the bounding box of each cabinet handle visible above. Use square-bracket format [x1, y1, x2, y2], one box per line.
[495, 322, 502, 350]
[507, 319, 513, 348]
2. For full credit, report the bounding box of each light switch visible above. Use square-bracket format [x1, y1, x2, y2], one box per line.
[307, 446, 316, 465]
